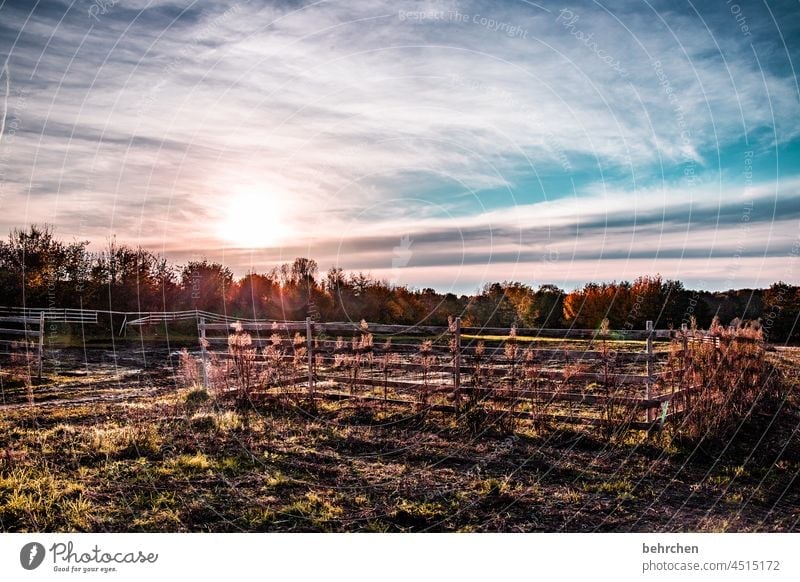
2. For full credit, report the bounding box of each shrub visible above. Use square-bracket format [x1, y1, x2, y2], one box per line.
[671, 319, 782, 439]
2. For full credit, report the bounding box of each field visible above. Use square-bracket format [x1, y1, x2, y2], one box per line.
[0, 340, 798, 533]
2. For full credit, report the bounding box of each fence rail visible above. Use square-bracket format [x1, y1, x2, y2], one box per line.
[0, 306, 277, 335]
[0, 307, 97, 324]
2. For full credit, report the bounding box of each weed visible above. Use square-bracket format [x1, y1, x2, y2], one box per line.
[477, 477, 510, 497]
[228, 324, 258, 407]
[178, 348, 200, 387]
[88, 425, 161, 460]
[522, 346, 550, 431]
[378, 339, 397, 401]
[189, 413, 216, 432]
[502, 326, 520, 433]
[0, 467, 89, 531]
[61, 494, 94, 531]
[280, 491, 342, 529]
[185, 387, 210, 406]
[214, 410, 243, 432]
[417, 340, 435, 408]
[168, 453, 213, 474]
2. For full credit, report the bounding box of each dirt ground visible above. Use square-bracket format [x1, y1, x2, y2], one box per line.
[0, 346, 798, 532]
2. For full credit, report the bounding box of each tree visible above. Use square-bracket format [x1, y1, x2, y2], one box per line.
[563, 281, 631, 328]
[228, 271, 280, 319]
[323, 267, 349, 320]
[763, 282, 800, 343]
[290, 257, 318, 287]
[0, 224, 90, 307]
[273, 258, 321, 320]
[562, 277, 694, 330]
[179, 259, 233, 313]
[532, 284, 565, 327]
[417, 289, 465, 325]
[463, 283, 517, 327]
[503, 282, 538, 327]
[91, 240, 175, 312]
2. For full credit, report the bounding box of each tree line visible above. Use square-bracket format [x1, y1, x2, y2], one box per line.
[1, 225, 797, 342]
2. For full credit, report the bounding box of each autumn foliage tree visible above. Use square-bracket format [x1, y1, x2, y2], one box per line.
[563, 282, 628, 328]
[563, 275, 690, 330]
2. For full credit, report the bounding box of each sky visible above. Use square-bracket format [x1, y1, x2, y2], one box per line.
[0, 0, 799, 294]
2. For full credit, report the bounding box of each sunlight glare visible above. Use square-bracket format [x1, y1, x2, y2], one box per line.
[217, 188, 292, 248]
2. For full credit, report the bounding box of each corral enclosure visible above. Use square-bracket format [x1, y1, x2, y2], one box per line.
[0, 307, 768, 435]
[191, 315, 758, 434]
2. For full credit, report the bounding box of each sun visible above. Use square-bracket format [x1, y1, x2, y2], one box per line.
[216, 188, 293, 248]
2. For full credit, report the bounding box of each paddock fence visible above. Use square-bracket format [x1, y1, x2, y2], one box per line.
[195, 317, 731, 431]
[0, 308, 100, 378]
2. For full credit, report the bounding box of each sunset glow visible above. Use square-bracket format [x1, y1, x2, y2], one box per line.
[216, 188, 293, 249]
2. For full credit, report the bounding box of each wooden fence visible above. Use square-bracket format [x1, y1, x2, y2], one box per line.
[196, 317, 705, 431]
[0, 307, 99, 325]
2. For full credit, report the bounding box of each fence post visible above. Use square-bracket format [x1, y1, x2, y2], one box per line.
[199, 317, 209, 389]
[37, 311, 45, 379]
[453, 316, 461, 401]
[681, 323, 689, 410]
[306, 317, 314, 395]
[646, 320, 654, 423]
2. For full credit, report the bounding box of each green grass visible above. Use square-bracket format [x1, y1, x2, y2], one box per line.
[53, 331, 198, 349]
[460, 335, 672, 351]
[0, 468, 93, 531]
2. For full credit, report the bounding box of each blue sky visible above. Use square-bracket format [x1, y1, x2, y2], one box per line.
[0, 0, 799, 293]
